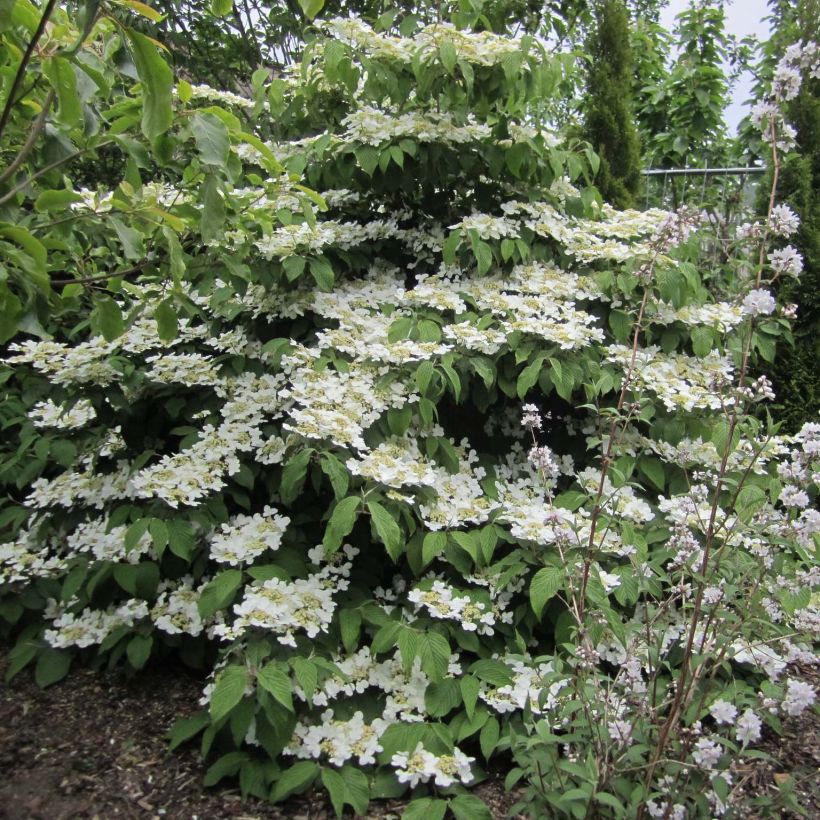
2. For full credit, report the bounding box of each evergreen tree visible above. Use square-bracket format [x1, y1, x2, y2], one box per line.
[583, 0, 642, 209]
[760, 0, 820, 431]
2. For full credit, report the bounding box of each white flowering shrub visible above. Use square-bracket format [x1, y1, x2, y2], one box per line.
[1, 6, 818, 818]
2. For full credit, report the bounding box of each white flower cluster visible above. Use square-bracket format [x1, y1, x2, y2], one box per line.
[479, 658, 568, 715]
[30, 398, 97, 429]
[208, 506, 290, 565]
[342, 106, 491, 146]
[151, 576, 206, 636]
[322, 17, 523, 68]
[45, 599, 148, 648]
[408, 579, 502, 635]
[214, 555, 351, 647]
[391, 742, 475, 788]
[285, 710, 389, 766]
[606, 345, 735, 412]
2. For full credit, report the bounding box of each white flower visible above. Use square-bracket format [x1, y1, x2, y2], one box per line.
[736, 709, 762, 745]
[769, 246, 803, 277]
[782, 679, 815, 716]
[741, 289, 776, 317]
[692, 736, 722, 770]
[709, 699, 737, 725]
[779, 485, 810, 509]
[769, 204, 799, 237]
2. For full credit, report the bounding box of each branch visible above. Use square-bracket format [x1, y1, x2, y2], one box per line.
[0, 89, 55, 186]
[50, 261, 151, 286]
[0, 0, 60, 143]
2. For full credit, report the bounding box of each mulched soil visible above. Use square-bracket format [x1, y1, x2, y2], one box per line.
[0, 650, 817, 819]
[0, 653, 517, 820]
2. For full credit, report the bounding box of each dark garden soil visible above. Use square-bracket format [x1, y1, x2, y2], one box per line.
[0, 650, 817, 820]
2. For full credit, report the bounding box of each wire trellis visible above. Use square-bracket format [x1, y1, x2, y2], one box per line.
[640, 164, 767, 272]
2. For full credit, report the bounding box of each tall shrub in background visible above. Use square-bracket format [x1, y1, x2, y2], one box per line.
[753, 0, 820, 432]
[582, 0, 641, 208]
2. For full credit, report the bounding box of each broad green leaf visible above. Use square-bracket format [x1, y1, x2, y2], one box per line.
[402, 799, 448, 820]
[191, 111, 230, 166]
[530, 566, 563, 617]
[154, 298, 178, 342]
[257, 662, 294, 711]
[34, 189, 82, 212]
[126, 634, 153, 669]
[418, 631, 450, 681]
[479, 716, 500, 759]
[270, 760, 318, 802]
[323, 496, 360, 553]
[422, 531, 446, 567]
[367, 500, 402, 560]
[43, 56, 81, 125]
[210, 665, 248, 722]
[34, 649, 71, 688]
[211, 0, 232, 16]
[126, 30, 173, 140]
[197, 569, 243, 617]
[450, 794, 492, 820]
[298, 0, 324, 20]
[168, 711, 209, 750]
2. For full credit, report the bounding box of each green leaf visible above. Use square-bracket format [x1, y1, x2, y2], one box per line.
[154, 298, 178, 342]
[197, 569, 243, 618]
[126, 634, 153, 669]
[338, 608, 361, 653]
[418, 632, 450, 681]
[469, 659, 514, 687]
[204, 751, 245, 786]
[111, 216, 145, 260]
[639, 457, 665, 491]
[200, 174, 225, 243]
[270, 761, 318, 802]
[280, 448, 312, 504]
[460, 675, 480, 720]
[424, 678, 462, 717]
[211, 0, 232, 16]
[309, 257, 334, 290]
[530, 566, 563, 617]
[323, 496, 360, 553]
[422, 532, 446, 567]
[210, 665, 248, 722]
[298, 0, 324, 20]
[439, 41, 457, 74]
[479, 716, 500, 760]
[367, 500, 402, 561]
[341, 766, 369, 815]
[290, 657, 317, 703]
[34, 189, 82, 212]
[402, 799, 448, 820]
[691, 325, 714, 358]
[35, 649, 71, 688]
[473, 240, 493, 275]
[126, 30, 173, 140]
[168, 711, 209, 750]
[43, 56, 81, 125]
[450, 794, 492, 820]
[322, 767, 347, 818]
[191, 111, 230, 166]
[257, 661, 294, 711]
[320, 454, 349, 500]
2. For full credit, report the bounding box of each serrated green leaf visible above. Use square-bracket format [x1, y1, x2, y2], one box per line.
[210, 665, 248, 722]
[191, 111, 230, 166]
[367, 500, 402, 560]
[530, 566, 563, 617]
[323, 495, 360, 553]
[126, 30, 173, 140]
[257, 662, 294, 711]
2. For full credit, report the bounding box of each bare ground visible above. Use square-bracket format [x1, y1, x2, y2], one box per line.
[0, 653, 817, 819]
